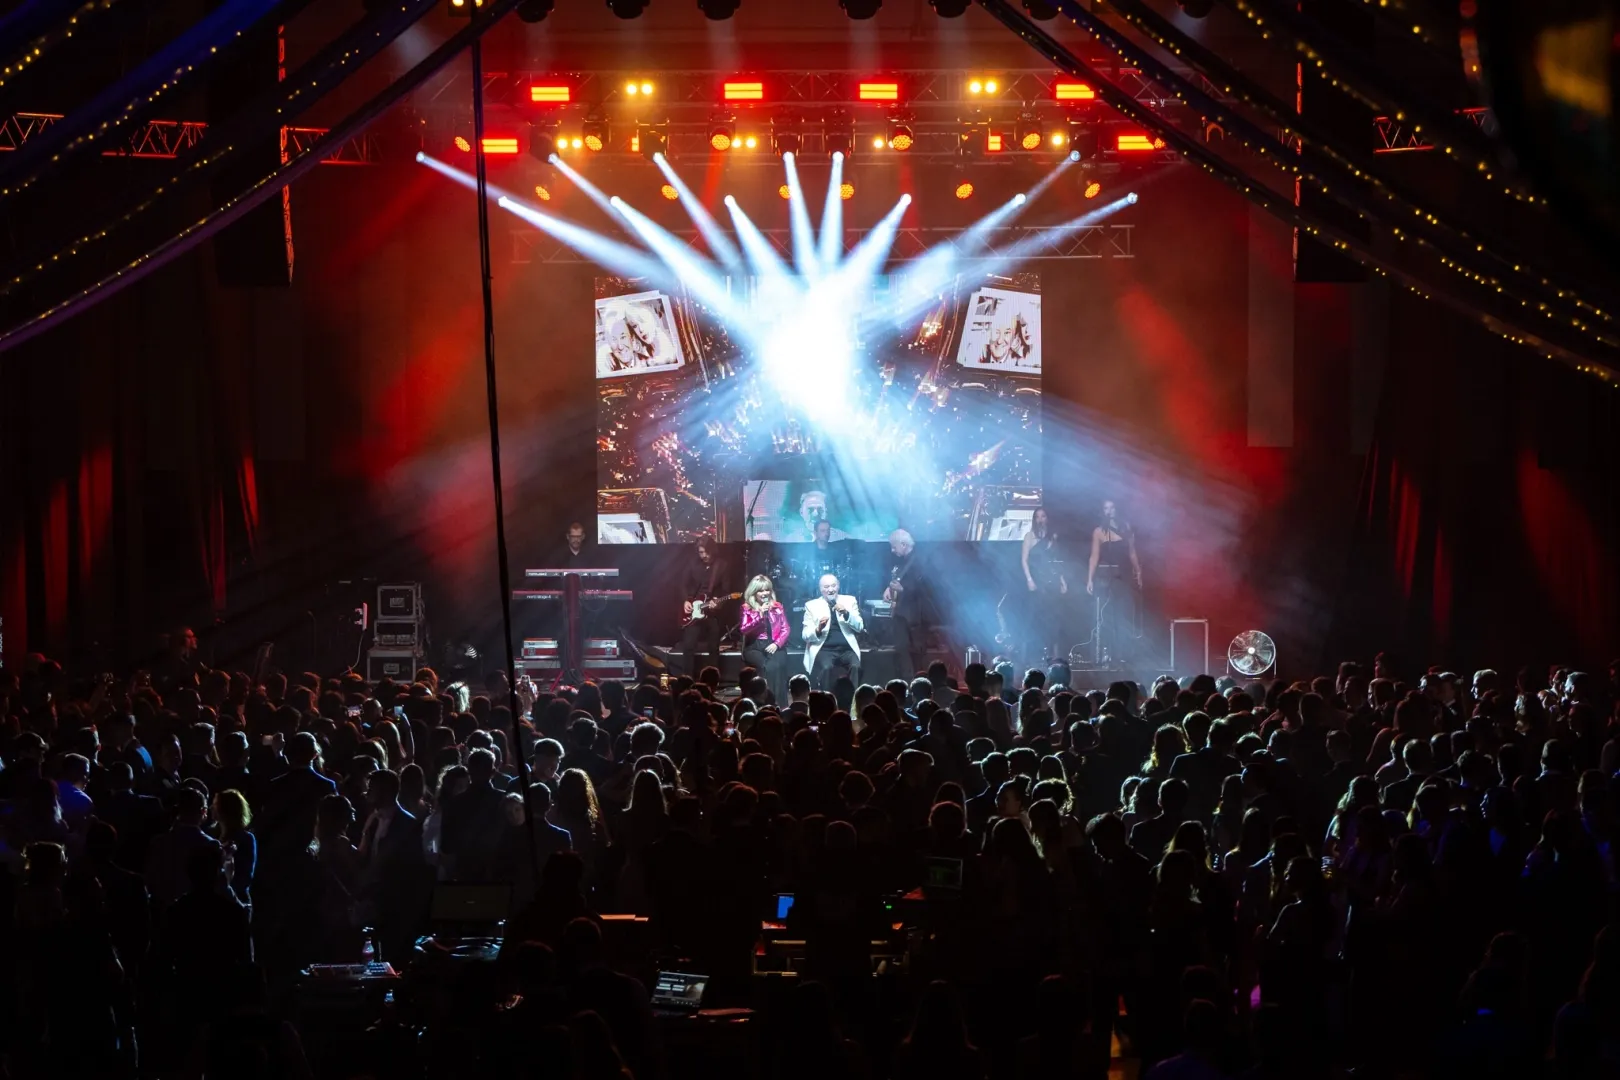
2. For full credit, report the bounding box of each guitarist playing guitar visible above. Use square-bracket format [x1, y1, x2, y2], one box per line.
[678, 535, 732, 677]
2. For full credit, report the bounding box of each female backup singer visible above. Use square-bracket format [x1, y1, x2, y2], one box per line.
[1086, 499, 1142, 663]
[1021, 507, 1067, 665]
[739, 575, 791, 705]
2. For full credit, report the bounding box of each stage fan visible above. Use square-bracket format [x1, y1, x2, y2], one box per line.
[1227, 630, 1276, 677]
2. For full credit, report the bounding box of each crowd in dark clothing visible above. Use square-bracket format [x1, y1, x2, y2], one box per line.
[2, 642, 1620, 1079]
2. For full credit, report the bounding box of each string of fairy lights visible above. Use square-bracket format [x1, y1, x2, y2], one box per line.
[0, 0, 530, 358]
[1095, 0, 1620, 341]
[0, 0, 116, 94]
[1216, 0, 1536, 204]
[975, 0, 1620, 385]
[0, 0, 441, 298]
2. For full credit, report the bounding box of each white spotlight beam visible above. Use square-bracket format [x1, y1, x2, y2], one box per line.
[782, 153, 820, 280]
[550, 156, 622, 218]
[724, 195, 794, 280]
[828, 194, 910, 292]
[817, 151, 846, 268]
[653, 154, 744, 273]
[496, 196, 669, 282]
[612, 196, 748, 322]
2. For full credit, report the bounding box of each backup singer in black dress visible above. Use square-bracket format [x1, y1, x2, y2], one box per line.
[1087, 500, 1141, 663]
[678, 536, 728, 676]
[1021, 507, 1068, 665]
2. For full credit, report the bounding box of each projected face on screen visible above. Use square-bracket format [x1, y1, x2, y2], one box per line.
[595, 272, 1041, 543]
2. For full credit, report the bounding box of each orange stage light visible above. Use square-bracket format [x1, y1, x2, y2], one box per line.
[858, 82, 899, 101]
[723, 81, 764, 101]
[530, 85, 571, 103]
[1054, 82, 1095, 101]
[955, 181, 974, 199]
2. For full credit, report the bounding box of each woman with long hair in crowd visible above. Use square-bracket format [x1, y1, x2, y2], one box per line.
[551, 768, 608, 893]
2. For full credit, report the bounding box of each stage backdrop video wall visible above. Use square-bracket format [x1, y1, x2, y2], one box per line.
[594, 270, 1042, 544]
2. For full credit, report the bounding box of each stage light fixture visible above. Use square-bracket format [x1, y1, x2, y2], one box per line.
[625, 80, 655, 97]
[660, 184, 679, 200]
[529, 121, 559, 160]
[517, 0, 554, 21]
[872, 136, 886, 150]
[723, 80, 765, 102]
[778, 184, 791, 199]
[840, 182, 855, 200]
[771, 117, 803, 156]
[637, 123, 667, 160]
[1069, 125, 1098, 161]
[1116, 131, 1164, 152]
[453, 134, 472, 152]
[1084, 179, 1102, 199]
[824, 111, 854, 157]
[841, 0, 881, 17]
[1054, 81, 1095, 102]
[968, 77, 1000, 95]
[1050, 130, 1067, 148]
[1022, 0, 1057, 18]
[582, 117, 607, 152]
[698, 0, 739, 18]
[859, 81, 900, 101]
[534, 184, 553, 201]
[887, 119, 914, 151]
[447, 0, 484, 14]
[932, 0, 970, 16]
[710, 117, 735, 151]
[606, 0, 648, 17]
[955, 179, 974, 199]
[1016, 114, 1043, 151]
[481, 136, 519, 155]
[530, 84, 571, 103]
[569, 136, 584, 150]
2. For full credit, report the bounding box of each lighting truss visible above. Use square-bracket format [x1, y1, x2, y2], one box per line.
[511, 222, 1135, 263]
[424, 66, 1231, 110]
[0, 112, 379, 164]
[1373, 107, 1495, 155]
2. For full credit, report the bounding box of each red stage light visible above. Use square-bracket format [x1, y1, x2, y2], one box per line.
[1116, 132, 1163, 152]
[1084, 180, 1101, 199]
[955, 181, 974, 199]
[531, 84, 571, 103]
[840, 182, 854, 200]
[779, 185, 791, 199]
[859, 81, 900, 101]
[454, 135, 471, 152]
[534, 185, 553, 201]
[723, 81, 764, 101]
[481, 137, 519, 154]
[1054, 82, 1095, 101]
[986, 132, 1004, 152]
[660, 184, 679, 200]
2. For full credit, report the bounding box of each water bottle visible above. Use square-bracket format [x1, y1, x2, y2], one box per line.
[361, 928, 376, 966]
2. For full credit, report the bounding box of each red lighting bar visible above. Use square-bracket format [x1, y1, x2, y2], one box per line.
[858, 81, 899, 101]
[986, 131, 1004, 152]
[530, 84, 571, 103]
[723, 80, 764, 101]
[1054, 81, 1095, 101]
[481, 136, 520, 154]
[1116, 132, 1162, 152]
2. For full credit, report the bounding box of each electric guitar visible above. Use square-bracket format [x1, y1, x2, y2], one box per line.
[681, 592, 742, 626]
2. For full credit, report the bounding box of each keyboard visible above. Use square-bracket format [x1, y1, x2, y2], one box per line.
[512, 589, 633, 601]
[524, 568, 620, 578]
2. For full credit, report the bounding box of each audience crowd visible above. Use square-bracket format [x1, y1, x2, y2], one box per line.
[1, 634, 1619, 1079]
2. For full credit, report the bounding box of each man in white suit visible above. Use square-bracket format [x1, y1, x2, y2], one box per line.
[801, 573, 864, 691]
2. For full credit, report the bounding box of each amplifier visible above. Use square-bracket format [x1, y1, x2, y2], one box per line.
[366, 649, 422, 683]
[375, 619, 420, 648]
[377, 583, 420, 619]
[521, 638, 620, 659]
[522, 638, 560, 659]
[515, 657, 636, 679]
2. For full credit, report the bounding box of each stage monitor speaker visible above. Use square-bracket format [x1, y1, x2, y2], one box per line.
[209, 22, 292, 288]
[1293, 0, 1371, 284]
